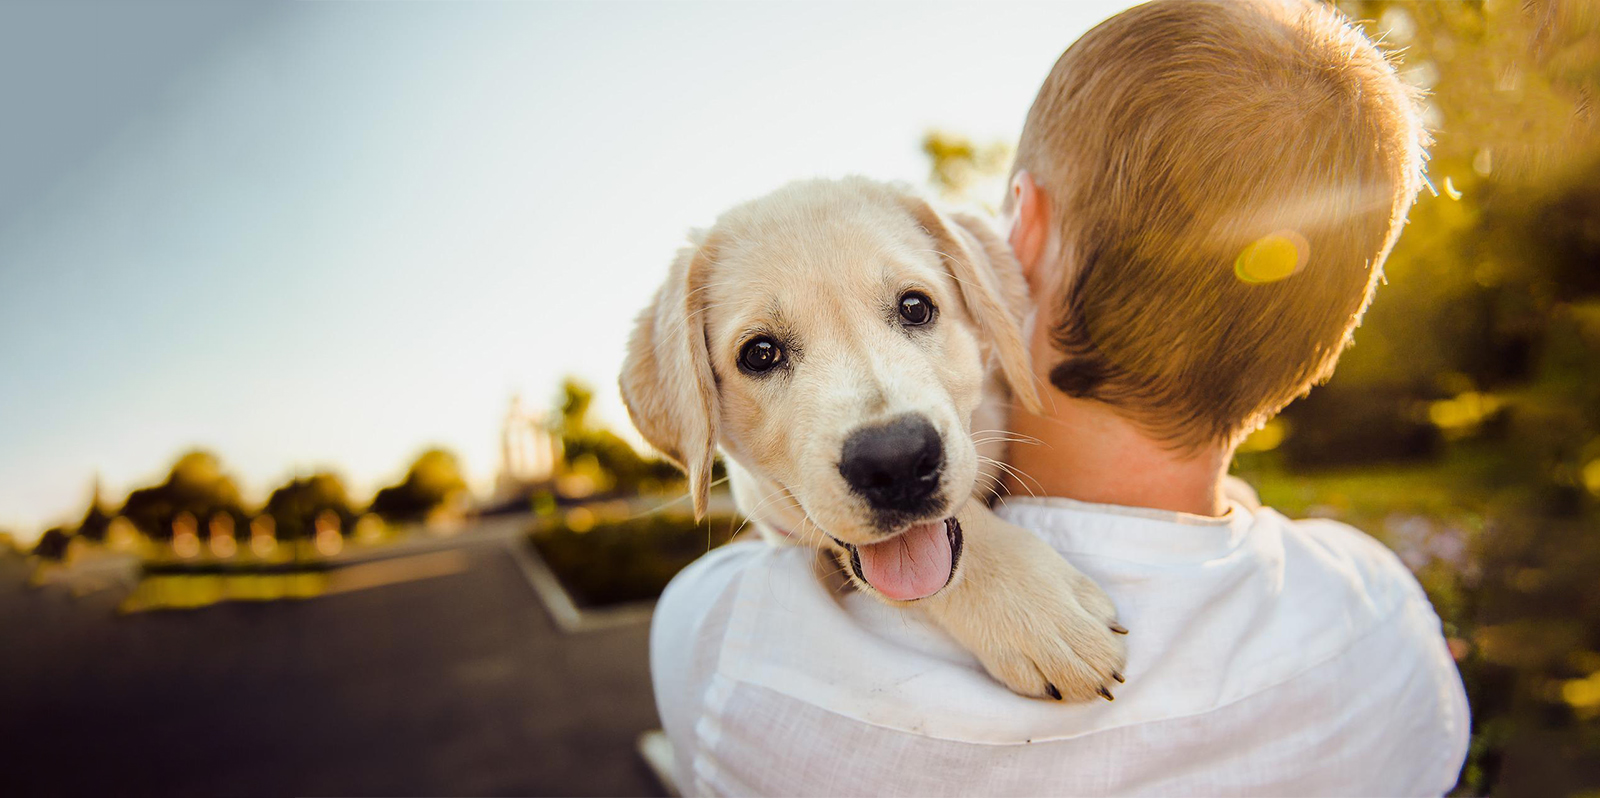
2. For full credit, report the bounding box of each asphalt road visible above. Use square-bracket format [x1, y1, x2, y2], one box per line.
[0, 542, 667, 797]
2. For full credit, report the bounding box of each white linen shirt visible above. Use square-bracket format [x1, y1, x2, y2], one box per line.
[651, 496, 1471, 797]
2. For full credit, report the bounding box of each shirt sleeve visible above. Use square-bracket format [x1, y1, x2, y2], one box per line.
[650, 541, 768, 789]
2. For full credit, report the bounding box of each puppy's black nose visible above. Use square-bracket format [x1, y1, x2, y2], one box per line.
[838, 415, 944, 513]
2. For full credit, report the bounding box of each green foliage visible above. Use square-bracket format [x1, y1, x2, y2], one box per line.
[1323, 0, 1600, 397]
[530, 512, 741, 607]
[119, 450, 247, 539]
[558, 377, 594, 432]
[368, 448, 467, 523]
[922, 130, 1012, 206]
[555, 378, 685, 495]
[563, 429, 683, 492]
[264, 472, 355, 539]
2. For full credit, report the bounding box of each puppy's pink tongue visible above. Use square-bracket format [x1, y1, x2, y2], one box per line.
[856, 521, 952, 601]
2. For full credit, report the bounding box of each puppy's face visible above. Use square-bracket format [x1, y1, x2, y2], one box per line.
[621, 179, 1038, 599]
[703, 203, 985, 545]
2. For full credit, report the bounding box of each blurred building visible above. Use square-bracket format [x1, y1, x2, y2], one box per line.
[488, 394, 561, 512]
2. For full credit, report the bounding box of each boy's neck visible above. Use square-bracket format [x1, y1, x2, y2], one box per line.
[1004, 390, 1233, 518]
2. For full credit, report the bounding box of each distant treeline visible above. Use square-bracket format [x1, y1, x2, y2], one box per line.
[29, 379, 687, 559]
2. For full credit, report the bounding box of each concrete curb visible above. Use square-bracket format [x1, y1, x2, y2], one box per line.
[502, 537, 655, 634]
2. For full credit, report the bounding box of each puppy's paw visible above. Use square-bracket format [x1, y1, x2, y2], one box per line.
[965, 565, 1127, 702]
[921, 508, 1128, 703]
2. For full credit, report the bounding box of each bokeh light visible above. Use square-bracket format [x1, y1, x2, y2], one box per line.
[1233, 230, 1309, 284]
[172, 511, 200, 559]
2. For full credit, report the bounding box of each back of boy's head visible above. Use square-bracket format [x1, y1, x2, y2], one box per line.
[1012, 0, 1426, 448]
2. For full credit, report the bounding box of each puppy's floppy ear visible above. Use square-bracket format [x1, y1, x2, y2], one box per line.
[899, 196, 1044, 415]
[619, 237, 721, 519]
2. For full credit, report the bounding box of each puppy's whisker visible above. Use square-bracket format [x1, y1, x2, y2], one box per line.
[970, 436, 1043, 449]
[972, 468, 1003, 492]
[978, 455, 1035, 490]
[747, 485, 801, 520]
[970, 432, 1040, 442]
[727, 484, 792, 542]
[970, 428, 1044, 446]
[795, 515, 834, 551]
[907, 248, 1012, 302]
[978, 455, 1043, 500]
[909, 248, 969, 273]
[981, 455, 1047, 499]
[737, 485, 799, 533]
[624, 474, 732, 521]
[973, 472, 1006, 504]
[966, 434, 1030, 447]
[1027, 370, 1059, 415]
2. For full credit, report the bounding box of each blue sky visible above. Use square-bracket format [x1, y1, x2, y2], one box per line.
[0, 1, 1134, 542]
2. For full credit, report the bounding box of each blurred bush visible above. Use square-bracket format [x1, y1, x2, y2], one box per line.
[530, 512, 741, 608]
[264, 472, 356, 539]
[119, 451, 248, 540]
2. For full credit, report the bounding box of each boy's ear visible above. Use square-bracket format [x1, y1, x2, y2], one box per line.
[898, 194, 1043, 415]
[618, 238, 721, 518]
[1007, 171, 1052, 289]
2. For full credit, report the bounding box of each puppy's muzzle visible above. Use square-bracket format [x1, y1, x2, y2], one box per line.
[837, 414, 944, 515]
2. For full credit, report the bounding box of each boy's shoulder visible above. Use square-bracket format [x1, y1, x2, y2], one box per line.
[1227, 476, 1426, 606]
[1257, 506, 1438, 632]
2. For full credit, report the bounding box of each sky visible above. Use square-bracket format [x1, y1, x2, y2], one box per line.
[0, 0, 1136, 543]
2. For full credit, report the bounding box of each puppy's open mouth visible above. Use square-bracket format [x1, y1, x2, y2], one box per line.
[835, 518, 963, 601]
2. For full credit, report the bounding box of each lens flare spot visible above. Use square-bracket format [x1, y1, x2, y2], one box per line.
[1237, 418, 1288, 453]
[1582, 459, 1600, 496]
[1234, 231, 1307, 284]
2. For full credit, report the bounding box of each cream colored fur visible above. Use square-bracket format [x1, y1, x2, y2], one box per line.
[621, 177, 1125, 701]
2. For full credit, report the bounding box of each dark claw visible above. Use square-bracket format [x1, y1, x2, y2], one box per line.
[1109, 622, 1129, 635]
[1097, 686, 1115, 701]
[1112, 670, 1125, 684]
[1046, 684, 1062, 701]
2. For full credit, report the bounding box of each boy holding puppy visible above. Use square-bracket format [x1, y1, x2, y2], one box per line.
[652, 0, 1469, 793]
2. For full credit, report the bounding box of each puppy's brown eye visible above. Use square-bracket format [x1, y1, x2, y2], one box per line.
[898, 291, 935, 326]
[738, 337, 783, 374]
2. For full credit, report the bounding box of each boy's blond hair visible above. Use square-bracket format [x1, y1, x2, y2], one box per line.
[1012, 0, 1426, 448]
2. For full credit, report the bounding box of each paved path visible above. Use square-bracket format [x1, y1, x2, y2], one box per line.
[0, 539, 667, 797]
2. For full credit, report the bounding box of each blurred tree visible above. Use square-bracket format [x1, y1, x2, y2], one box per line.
[1283, 3, 1600, 793]
[554, 378, 685, 496]
[922, 130, 1013, 208]
[368, 449, 468, 523]
[31, 527, 71, 560]
[74, 479, 112, 543]
[119, 451, 247, 540]
[559, 377, 594, 432]
[264, 472, 355, 539]
[1291, 0, 1600, 455]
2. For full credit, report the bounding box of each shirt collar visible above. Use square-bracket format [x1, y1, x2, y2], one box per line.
[995, 495, 1255, 564]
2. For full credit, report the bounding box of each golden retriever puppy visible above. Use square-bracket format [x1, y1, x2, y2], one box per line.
[621, 177, 1126, 701]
